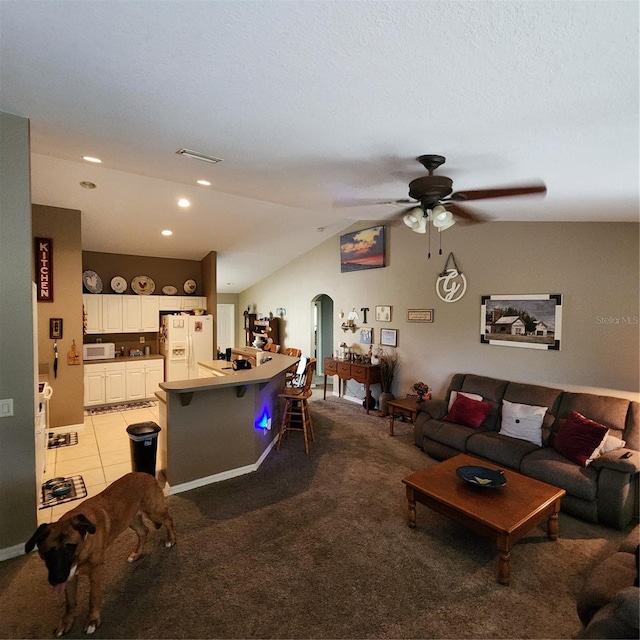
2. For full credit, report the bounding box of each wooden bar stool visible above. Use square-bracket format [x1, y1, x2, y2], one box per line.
[277, 358, 316, 454]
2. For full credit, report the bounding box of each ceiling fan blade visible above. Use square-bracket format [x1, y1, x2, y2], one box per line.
[442, 201, 493, 225]
[333, 197, 415, 208]
[449, 183, 546, 202]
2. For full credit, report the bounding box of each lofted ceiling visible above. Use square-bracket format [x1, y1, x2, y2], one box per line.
[1, 1, 638, 293]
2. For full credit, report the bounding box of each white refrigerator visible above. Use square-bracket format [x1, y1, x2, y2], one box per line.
[161, 314, 214, 381]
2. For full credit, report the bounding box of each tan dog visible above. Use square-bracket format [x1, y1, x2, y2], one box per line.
[25, 472, 176, 636]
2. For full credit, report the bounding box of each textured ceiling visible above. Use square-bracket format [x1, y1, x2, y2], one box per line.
[1, 1, 638, 292]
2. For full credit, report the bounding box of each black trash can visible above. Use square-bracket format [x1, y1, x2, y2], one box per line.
[126, 421, 161, 476]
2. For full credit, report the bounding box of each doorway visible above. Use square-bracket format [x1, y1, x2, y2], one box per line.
[217, 304, 235, 353]
[312, 294, 334, 378]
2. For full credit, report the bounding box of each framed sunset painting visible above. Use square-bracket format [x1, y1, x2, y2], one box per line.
[340, 225, 386, 272]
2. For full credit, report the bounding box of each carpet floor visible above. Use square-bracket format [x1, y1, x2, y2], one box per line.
[0, 395, 629, 639]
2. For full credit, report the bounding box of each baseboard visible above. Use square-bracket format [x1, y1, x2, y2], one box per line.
[0, 542, 26, 562]
[48, 422, 85, 434]
[167, 434, 279, 496]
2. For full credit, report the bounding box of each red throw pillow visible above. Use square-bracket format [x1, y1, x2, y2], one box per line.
[554, 411, 608, 467]
[443, 393, 492, 429]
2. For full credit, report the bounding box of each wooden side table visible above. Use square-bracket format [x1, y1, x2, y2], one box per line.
[387, 396, 423, 436]
[323, 357, 382, 414]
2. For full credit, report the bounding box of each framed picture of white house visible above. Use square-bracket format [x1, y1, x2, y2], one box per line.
[481, 294, 562, 350]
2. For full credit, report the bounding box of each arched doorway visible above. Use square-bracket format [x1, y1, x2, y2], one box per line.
[311, 294, 334, 379]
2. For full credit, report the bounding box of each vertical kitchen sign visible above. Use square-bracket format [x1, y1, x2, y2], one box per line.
[35, 237, 53, 301]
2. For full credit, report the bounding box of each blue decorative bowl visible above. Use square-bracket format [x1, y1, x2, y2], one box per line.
[456, 465, 506, 488]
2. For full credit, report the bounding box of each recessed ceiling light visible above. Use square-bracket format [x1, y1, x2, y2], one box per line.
[79, 181, 96, 189]
[177, 198, 190, 208]
[161, 229, 173, 236]
[316, 227, 325, 232]
[82, 156, 102, 164]
[176, 148, 223, 164]
[197, 179, 211, 186]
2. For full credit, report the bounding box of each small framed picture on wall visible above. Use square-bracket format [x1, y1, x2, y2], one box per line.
[380, 328, 397, 347]
[360, 328, 373, 344]
[375, 305, 392, 322]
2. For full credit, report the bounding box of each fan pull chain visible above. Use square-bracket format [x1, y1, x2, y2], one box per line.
[439, 229, 443, 255]
[427, 220, 431, 259]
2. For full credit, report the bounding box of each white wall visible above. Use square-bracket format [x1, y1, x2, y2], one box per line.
[240, 221, 639, 401]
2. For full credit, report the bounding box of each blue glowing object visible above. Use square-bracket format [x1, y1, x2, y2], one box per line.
[255, 408, 271, 430]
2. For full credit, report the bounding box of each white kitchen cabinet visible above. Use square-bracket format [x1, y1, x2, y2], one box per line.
[158, 296, 181, 311]
[125, 362, 146, 400]
[82, 294, 122, 333]
[144, 359, 164, 397]
[84, 365, 106, 405]
[122, 295, 159, 332]
[158, 296, 206, 311]
[84, 362, 126, 406]
[181, 296, 206, 310]
[102, 295, 123, 333]
[85, 359, 164, 406]
[141, 296, 160, 331]
[83, 295, 102, 334]
[124, 360, 164, 400]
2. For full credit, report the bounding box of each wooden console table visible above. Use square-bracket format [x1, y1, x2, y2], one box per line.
[323, 357, 382, 414]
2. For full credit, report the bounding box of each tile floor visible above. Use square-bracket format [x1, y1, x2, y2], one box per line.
[39, 403, 159, 525]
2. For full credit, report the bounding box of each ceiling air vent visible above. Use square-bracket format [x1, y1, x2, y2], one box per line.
[175, 148, 223, 164]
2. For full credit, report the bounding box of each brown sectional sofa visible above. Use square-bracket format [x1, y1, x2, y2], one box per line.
[576, 525, 639, 638]
[413, 374, 640, 529]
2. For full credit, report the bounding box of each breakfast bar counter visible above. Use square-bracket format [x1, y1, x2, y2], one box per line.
[156, 352, 297, 493]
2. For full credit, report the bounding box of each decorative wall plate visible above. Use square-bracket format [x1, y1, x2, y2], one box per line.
[183, 279, 197, 294]
[110, 276, 127, 293]
[131, 275, 155, 295]
[82, 270, 103, 293]
[162, 285, 178, 295]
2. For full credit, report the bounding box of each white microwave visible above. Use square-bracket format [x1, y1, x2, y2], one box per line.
[83, 342, 116, 361]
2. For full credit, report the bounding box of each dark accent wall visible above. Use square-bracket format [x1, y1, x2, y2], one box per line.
[82, 252, 203, 296]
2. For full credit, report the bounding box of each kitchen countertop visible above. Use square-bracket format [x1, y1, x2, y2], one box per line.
[159, 352, 297, 393]
[83, 354, 164, 364]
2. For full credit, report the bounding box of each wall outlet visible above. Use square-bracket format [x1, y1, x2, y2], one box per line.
[139, 337, 145, 343]
[0, 398, 14, 417]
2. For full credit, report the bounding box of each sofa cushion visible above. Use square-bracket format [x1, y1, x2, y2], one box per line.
[466, 431, 539, 470]
[599, 434, 626, 454]
[454, 375, 509, 431]
[444, 394, 492, 429]
[499, 399, 547, 446]
[557, 392, 630, 433]
[520, 447, 598, 501]
[458, 374, 509, 404]
[554, 412, 608, 467]
[422, 418, 476, 452]
[503, 381, 563, 443]
[448, 390, 483, 410]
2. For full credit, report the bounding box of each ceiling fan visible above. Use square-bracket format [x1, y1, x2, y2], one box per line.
[336, 154, 546, 232]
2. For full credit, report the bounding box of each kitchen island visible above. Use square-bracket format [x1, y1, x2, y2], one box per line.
[156, 351, 298, 494]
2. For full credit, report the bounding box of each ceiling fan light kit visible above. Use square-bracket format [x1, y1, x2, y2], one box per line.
[402, 207, 425, 230]
[431, 205, 456, 230]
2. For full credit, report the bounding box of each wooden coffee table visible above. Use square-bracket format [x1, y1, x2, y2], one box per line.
[402, 454, 566, 585]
